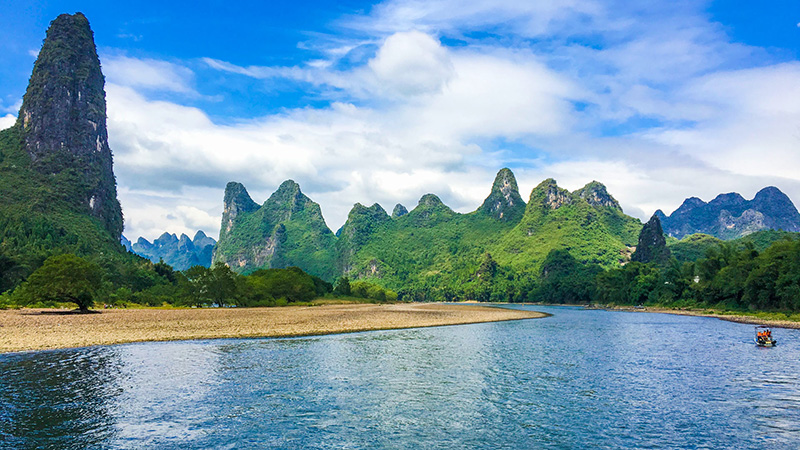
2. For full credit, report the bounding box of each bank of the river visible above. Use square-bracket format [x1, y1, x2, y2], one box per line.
[0, 303, 545, 354]
[603, 305, 800, 330]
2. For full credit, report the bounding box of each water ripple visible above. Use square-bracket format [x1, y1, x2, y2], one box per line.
[2, 306, 800, 448]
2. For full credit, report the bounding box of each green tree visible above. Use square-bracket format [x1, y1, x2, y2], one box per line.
[13, 254, 102, 312]
[207, 262, 238, 307]
[333, 276, 351, 296]
[532, 249, 601, 304]
[248, 267, 317, 303]
[153, 259, 177, 283]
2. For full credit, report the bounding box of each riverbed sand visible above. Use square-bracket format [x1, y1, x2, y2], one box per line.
[0, 303, 545, 354]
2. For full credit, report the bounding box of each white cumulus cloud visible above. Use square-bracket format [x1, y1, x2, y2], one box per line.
[0, 114, 15, 130]
[368, 30, 454, 97]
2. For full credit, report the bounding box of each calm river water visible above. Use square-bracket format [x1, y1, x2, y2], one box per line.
[2, 306, 800, 449]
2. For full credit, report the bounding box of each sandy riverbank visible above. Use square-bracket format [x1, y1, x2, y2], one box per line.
[0, 303, 546, 354]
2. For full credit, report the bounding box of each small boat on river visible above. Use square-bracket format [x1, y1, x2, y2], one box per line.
[755, 326, 777, 347]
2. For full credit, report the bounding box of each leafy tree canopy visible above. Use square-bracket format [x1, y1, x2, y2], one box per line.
[12, 253, 102, 311]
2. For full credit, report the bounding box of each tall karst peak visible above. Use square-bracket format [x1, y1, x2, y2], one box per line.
[266, 179, 314, 217]
[479, 168, 525, 221]
[273, 179, 302, 199]
[392, 203, 409, 218]
[223, 182, 258, 211]
[575, 181, 621, 210]
[222, 182, 259, 233]
[155, 232, 179, 246]
[335, 202, 391, 273]
[409, 193, 454, 224]
[631, 214, 671, 264]
[17, 12, 122, 237]
[530, 178, 573, 210]
[753, 186, 794, 210]
[345, 202, 389, 220]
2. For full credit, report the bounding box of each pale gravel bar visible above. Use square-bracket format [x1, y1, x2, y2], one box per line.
[0, 303, 546, 354]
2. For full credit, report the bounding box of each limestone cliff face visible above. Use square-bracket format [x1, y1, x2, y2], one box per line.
[631, 215, 671, 264]
[478, 168, 525, 222]
[221, 182, 259, 234]
[213, 180, 336, 279]
[574, 181, 621, 210]
[392, 204, 408, 218]
[658, 187, 800, 239]
[335, 203, 390, 274]
[528, 179, 573, 211]
[17, 13, 122, 237]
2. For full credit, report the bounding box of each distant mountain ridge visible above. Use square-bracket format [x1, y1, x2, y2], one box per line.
[129, 231, 216, 270]
[215, 169, 642, 296]
[655, 187, 800, 240]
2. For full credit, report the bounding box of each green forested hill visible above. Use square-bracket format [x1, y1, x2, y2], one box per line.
[218, 168, 643, 299]
[667, 229, 800, 263]
[213, 180, 337, 280]
[492, 178, 640, 271]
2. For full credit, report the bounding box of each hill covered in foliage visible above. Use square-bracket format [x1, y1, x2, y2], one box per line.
[216, 169, 643, 299]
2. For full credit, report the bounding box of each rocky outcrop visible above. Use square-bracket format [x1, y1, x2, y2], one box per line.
[17, 13, 122, 238]
[528, 178, 573, 210]
[221, 182, 259, 234]
[657, 187, 800, 239]
[574, 181, 621, 210]
[392, 204, 408, 218]
[478, 168, 525, 221]
[631, 215, 671, 264]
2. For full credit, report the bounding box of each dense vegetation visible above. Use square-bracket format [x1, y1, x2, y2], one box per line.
[532, 231, 800, 313]
[4, 13, 799, 316]
[214, 181, 337, 280]
[304, 174, 640, 301]
[1, 256, 395, 310]
[0, 124, 159, 294]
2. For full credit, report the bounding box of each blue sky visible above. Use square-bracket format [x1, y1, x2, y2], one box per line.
[1, 0, 799, 240]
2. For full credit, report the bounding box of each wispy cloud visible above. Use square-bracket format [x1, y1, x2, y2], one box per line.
[102, 55, 197, 95]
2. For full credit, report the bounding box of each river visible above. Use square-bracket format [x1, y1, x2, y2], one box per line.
[1, 306, 799, 449]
